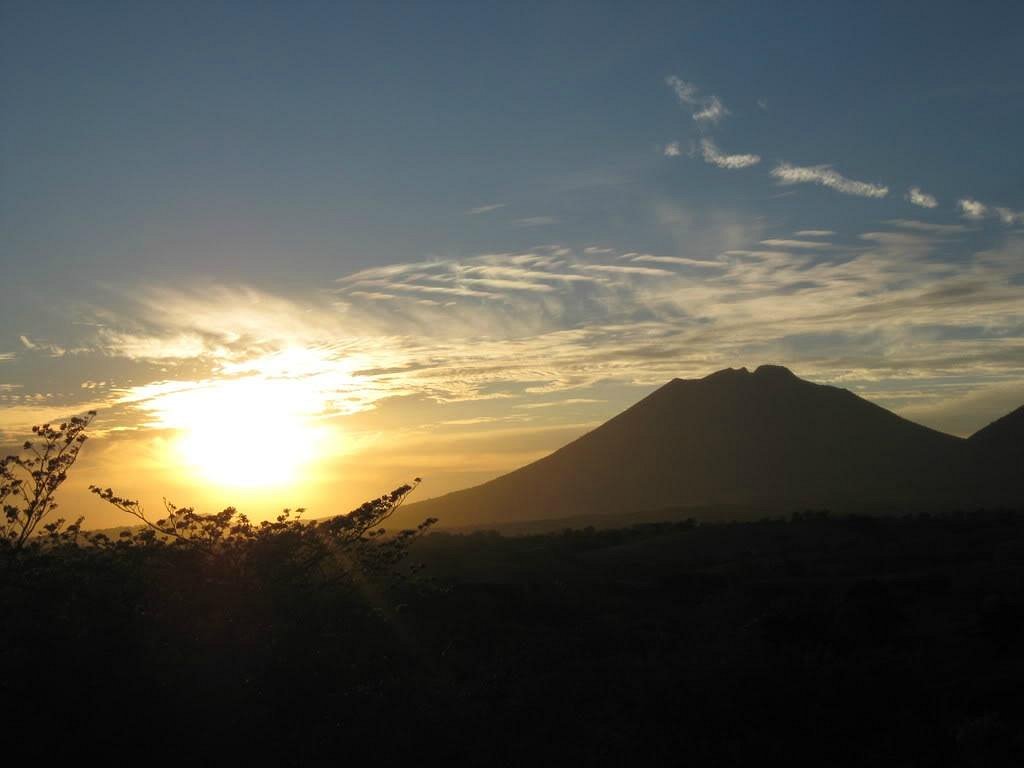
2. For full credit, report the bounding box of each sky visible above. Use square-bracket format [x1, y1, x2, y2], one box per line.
[2, 1, 1023, 526]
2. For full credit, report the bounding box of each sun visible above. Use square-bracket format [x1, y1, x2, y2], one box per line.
[164, 377, 324, 489]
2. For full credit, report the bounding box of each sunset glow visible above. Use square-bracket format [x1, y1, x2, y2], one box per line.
[1, 2, 1022, 529]
[3, 5, 1023, 761]
[155, 377, 326, 490]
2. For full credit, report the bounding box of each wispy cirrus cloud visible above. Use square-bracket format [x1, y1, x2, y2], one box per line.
[99, 331, 215, 360]
[906, 187, 938, 208]
[514, 216, 558, 227]
[13, 218, 1024, 449]
[468, 203, 505, 215]
[97, 229, 1024, 407]
[700, 138, 759, 169]
[665, 76, 700, 105]
[19, 335, 68, 357]
[628, 254, 724, 268]
[760, 239, 834, 250]
[693, 95, 728, 124]
[574, 263, 674, 277]
[886, 219, 968, 234]
[771, 163, 889, 198]
[517, 398, 606, 410]
[665, 75, 729, 125]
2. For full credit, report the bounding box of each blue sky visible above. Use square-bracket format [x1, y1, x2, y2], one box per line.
[5, 1, 1021, 287]
[2, 1, 1023, 521]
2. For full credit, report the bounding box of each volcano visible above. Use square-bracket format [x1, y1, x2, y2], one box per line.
[401, 366, 1023, 528]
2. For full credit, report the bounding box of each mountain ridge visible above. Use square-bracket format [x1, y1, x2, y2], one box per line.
[399, 366, 1023, 528]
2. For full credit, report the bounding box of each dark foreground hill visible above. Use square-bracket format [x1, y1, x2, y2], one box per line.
[9, 513, 1024, 765]
[403, 365, 1024, 528]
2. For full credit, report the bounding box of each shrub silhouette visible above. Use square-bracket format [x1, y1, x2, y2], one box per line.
[1, 411, 95, 552]
[88, 479, 437, 587]
[2, 410, 436, 589]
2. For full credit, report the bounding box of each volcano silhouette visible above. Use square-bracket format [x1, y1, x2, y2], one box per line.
[403, 366, 1023, 527]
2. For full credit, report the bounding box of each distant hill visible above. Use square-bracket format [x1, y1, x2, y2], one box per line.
[400, 366, 1023, 529]
[966, 404, 1024, 496]
[969, 404, 1024, 453]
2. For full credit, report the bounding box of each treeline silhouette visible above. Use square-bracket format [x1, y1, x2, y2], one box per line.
[3, 415, 1024, 765]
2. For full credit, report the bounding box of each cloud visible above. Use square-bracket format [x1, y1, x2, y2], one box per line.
[795, 230, 835, 237]
[517, 398, 606, 409]
[954, 199, 1024, 225]
[665, 75, 700, 105]
[0, 400, 110, 434]
[514, 216, 558, 227]
[337, 262, 439, 285]
[886, 219, 967, 234]
[100, 331, 214, 360]
[722, 250, 794, 260]
[856, 231, 944, 258]
[456, 264, 595, 284]
[693, 95, 728, 124]
[18, 335, 66, 357]
[700, 139, 760, 169]
[468, 203, 505, 215]
[906, 187, 938, 208]
[995, 207, 1024, 225]
[94, 285, 364, 365]
[20, 228, 1024, 450]
[958, 199, 988, 220]
[663, 142, 681, 157]
[760, 239, 833, 250]
[447, 277, 557, 293]
[665, 75, 728, 124]
[440, 415, 526, 427]
[771, 163, 889, 198]
[349, 291, 398, 301]
[384, 282, 501, 299]
[574, 264, 674, 277]
[757, 97, 768, 111]
[629, 254, 724, 268]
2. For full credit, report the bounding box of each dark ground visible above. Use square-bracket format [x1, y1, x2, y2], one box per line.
[5, 510, 1024, 766]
